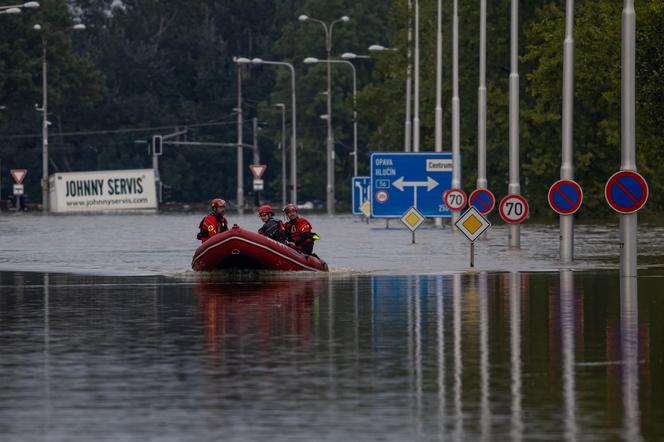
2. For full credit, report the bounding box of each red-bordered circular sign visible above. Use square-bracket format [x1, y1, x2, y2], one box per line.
[547, 180, 583, 215]
[499, 194, 529, 224]
[469, 188, 495, 215]
[375, 190, 389, 204]
[444, 188, 467, 211]
[604, 170, 648, 214]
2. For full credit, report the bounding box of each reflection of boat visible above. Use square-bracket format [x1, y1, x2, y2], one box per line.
[191, 225, 328, 272]
[195, 278, 321, 354]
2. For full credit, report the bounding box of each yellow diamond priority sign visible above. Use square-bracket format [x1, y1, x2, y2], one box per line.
[360, 201, 371, 218]
[455, 206, 491, 241]
[401, 206, 425, 232]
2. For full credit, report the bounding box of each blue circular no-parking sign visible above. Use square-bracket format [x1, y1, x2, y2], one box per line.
[604, 170, 648, 214]
[548, 180, 583, 215]
[469, 188, 495, 215]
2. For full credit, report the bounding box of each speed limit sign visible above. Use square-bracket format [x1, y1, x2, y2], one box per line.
[444, 188, 467, 211]
[498, 194, 529, 224]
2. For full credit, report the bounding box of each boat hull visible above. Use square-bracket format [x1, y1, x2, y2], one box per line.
[191, 226, 328, 272]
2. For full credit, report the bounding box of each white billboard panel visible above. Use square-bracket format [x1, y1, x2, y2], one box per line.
[49, 169, 157, 213]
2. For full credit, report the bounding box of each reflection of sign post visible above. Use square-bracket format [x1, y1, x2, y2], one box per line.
[455, 206, 491, 267]
[604, 170, 648, 214]
[548, 179, 583, 215]
[469, 188, 495, 215]
[499, 194, 529, 224]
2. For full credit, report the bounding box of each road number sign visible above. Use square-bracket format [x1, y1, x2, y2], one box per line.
[444, 188, 467, 211]
[249, 164, 267, 180]
[499, 194, 529, 224]
[10, 169, 27, 184]
[469, 188, 495, 215]
[548, 179, 583, 215]
[605, 170, 648, 214]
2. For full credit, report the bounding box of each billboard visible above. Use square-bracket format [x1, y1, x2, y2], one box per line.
[49, 169, 157, 213]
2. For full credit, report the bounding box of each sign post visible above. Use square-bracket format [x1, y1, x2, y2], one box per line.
[371, 152, 453, 219]
[400, 206, 425, 244]
[10, 169, 27, 211]
[604, 170, 648, 214]
[455, 206, 491, 267]
[352, 176, 371, 218]
[499, 194, 529, 224]
[548, 179, 583, 215]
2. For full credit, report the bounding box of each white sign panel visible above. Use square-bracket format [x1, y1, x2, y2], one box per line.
[49, 169, 157, 213]
[13, 184, 24, 195]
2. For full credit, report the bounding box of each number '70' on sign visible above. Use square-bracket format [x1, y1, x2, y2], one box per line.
[499, 194, 529, 224]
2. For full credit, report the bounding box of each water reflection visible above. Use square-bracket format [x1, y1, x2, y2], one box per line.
[0, 270, 661, 440]
[620, 277, 641, 441]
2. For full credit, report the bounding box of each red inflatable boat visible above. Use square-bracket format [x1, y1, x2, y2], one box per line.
[191, 225, 329, 272]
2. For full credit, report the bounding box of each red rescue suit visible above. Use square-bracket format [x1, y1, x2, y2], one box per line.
[285, 216, 314, 254]
[197, 214, 228, 242]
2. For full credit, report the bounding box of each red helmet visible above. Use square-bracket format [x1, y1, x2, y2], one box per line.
[210, 198, 226, 210]
[258, 204, 274, 216]
[283, 203, 297, 214]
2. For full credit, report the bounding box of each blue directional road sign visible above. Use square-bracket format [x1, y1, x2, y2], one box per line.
[370, 152, 453, 218]
[352, 176, 371, 215]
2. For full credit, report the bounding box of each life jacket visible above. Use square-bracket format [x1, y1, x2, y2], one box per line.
[197, 213, 228, 242]
[259, 218, 287, 242]
[285, 217, 315, 252]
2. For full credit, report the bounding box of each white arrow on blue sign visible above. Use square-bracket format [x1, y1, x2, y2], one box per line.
[370, 152, 454, 218]
[352, 176, 371, 215]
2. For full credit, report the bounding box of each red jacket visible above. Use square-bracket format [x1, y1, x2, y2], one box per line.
[197, 213, 228, 242]
[285, 217, 314, 250]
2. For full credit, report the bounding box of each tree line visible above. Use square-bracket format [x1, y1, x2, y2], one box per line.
[0, 0, 661, 218]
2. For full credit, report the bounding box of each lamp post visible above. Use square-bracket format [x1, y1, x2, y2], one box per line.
[299, 14, 350, 215]
[413, 0, 420, 152]
[508, 0, 521, 248]
[243, 58, 298, 206]
[274, 103, 287, 207]
[34, 21, 85, 213]
[560, 0, 575, 263]
[0, 2, 38, 13]
[304, 57, 358, 177]
[451, 0, 461, 229]
[233, 57, 247, 214]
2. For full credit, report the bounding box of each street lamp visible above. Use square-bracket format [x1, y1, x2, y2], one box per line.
[245, 57, 299, 206]
[299, 14, 350, 215]
[341, 52, 370, 60]
[34, 22, 86, 212]
[273, 103, 287, 207]
[369, 43, 411, 153]
[304, 57, 359, 177]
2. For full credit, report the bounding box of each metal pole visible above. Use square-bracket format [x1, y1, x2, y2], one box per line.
[621, 0, 637, 278]
[236, 64, 244, 214]
[451, 0, 461, 229]
[434, 0, 444, 228]
[508, 0, 521, 248]
[41, 43, 49, 213]
[352, 65, 358, 177]
[325, 27, 335, 215]
[477, 0, 487, 190]
[405, 0, 413, 152]
[290, 66, 298, 206]
[253, 117, 260, 206]
[280, 105, 287, 208]
[413, 0, 420, 152]
[470, 242, 475, 267]
[560, 0, 575, 263]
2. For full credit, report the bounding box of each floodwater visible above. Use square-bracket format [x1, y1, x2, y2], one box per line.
[1, 213, 663, 441]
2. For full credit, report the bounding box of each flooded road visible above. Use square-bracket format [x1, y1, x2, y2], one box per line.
[0, 270, 662, 441]
[1, 213, 663, 440]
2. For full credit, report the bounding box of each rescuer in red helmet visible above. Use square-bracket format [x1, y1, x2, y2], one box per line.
[283, 203, 318, 255]
[197, 198, 229, 242]
[257, 204, 287, 242]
